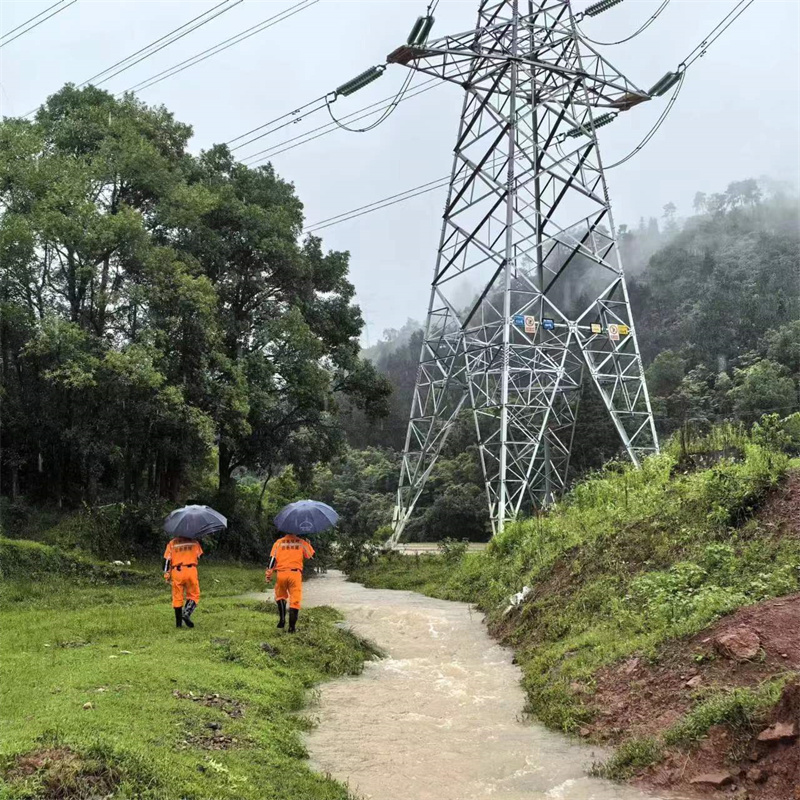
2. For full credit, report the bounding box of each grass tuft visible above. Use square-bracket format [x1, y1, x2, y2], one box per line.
[591, 737, 664, 781]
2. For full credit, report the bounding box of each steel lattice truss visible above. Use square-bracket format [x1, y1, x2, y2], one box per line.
[390, 0, 659, 542]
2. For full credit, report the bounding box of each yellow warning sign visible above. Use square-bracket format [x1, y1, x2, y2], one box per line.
[590, 323, 602, 335]
[618, 324, 630, 336]
[524, 316, 538, 334]
[608, 324, 620, 341]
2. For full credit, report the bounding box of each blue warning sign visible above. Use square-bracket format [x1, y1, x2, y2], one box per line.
[513, 315, 525, 326]
[542, 318, 555, 330]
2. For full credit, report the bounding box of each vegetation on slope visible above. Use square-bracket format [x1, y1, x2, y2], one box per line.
[351, 426, 799, 734]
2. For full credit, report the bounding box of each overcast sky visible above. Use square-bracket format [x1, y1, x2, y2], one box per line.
[2, 0, 798, 340]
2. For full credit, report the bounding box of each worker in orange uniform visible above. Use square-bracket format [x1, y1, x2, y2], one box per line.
[163, 537, 203, 628]
[265, 534, 315, 632]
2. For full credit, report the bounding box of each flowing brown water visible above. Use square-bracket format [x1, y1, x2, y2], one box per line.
[257, 571, 680, 800]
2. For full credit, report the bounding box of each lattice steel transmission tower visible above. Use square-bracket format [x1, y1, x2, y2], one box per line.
[389, 0, 660, 543]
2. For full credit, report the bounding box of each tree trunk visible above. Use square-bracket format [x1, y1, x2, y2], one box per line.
[218, 442, 236, 514]
[10, 465, 20, 501]
[257, 468, 273, 516]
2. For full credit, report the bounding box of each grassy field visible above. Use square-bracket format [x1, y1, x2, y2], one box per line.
[352, 431, 800, 735]
[0, 546, 376, 800]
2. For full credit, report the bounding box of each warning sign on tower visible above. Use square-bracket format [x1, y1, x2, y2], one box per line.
[608, 324, 620, 341]
[524, 316, 538, 334]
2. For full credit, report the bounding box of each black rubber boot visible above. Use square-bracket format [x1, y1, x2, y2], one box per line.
[288, 608, 299, 633]
[276, 599, 287, 629]
[183, 599, 196, 628]
[174, 607, 183, 628]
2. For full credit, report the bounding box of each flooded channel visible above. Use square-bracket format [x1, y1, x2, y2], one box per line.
[262, 571, 678, 800]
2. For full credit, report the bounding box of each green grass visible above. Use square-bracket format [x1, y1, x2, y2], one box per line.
[663, 677, 790, 747]
[589, 676, 795, 779]
[353, 434, 798, 737]
[0, 560, 375, 800]
[352, 551, 469, 597]
[590, 737, 664, 781]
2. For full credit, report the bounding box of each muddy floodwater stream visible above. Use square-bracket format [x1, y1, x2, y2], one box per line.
[258, 571, 679, 800]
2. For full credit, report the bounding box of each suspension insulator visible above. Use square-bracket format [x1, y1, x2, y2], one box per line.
[566, 112, 616, 138]
[335, 66, 386, 98]
[407, 16, 425, 45]
[416, 15, 435, 44]
[647, 71, 681, 97]
[585, 0, 623, 17]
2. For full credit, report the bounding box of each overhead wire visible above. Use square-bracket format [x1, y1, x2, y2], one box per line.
[301, 148, 525, 233]
[325, 70, 415, 134]
[226, 93, 331, 149]
[566, 0, 753, 171]
[303, 175, 451, 234]
[83, 0, 245, 89]
[592, 71, 685, 170]
[120, 0, 318, 96]
[0, 0, 78, 50]
[255, 0, 755, 232]
[577, 0, 671, 46]
[679, 0, 755, 69]
[1, 0, 68, 41]
[242, 78, 440, 165]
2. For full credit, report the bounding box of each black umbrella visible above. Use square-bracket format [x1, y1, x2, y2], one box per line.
[274, 500, 338, 535]
[164, 505, 227, 540]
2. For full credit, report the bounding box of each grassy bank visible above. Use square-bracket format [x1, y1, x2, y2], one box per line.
[0, 550, 375, 800]
[352, 430, 799, 736]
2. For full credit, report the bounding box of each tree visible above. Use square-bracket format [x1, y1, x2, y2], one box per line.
[0, 85, 202, 503]
[764, 321, 800, 376]
[166, 146, 389, 508]
[1, 85, 389, 520]
[726, 179, 762, 208]
[662, 202, 678, 234]
[646, 350, 685, 397]
[729, 360, 796, 423]
[707, 193, 728, 216]
[693, 192, 707, 214]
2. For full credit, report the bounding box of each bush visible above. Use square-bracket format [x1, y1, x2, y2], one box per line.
[438, 537, 468, 563]
[0, 537, 143, 582]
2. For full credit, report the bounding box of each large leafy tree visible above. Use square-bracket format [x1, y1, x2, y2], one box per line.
[0, 87, 212, 503]
[160, 146, 390, 508]
[1, 86, 388, 513]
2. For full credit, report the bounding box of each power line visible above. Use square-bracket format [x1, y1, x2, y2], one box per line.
[0, 0, 77, 50]
[83, 0, 244, 89]
[120, 0, 319, 96]
[578, 0, 671, 46]
[78, 0, 234, 88]
[566, 0, 754, 172]
[242, 79, 440, 165]
[227, 94, 330, 149]
[303, 175, 450, 234]
[679, 0, 755, 69]
[1, 0, 66, 41]
[325, 71, 415, 134]
[286, 0, 757, 234]
[590, 71, 685, 171]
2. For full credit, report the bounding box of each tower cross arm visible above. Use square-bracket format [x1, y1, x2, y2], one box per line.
[388, 20, 650, 110]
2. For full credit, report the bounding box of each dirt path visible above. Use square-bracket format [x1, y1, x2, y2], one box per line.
[258, 571, 682, 800]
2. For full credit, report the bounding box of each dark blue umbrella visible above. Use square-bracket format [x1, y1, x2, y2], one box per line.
[164, 505, 227, 540]
[274, 500, 338, 535]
